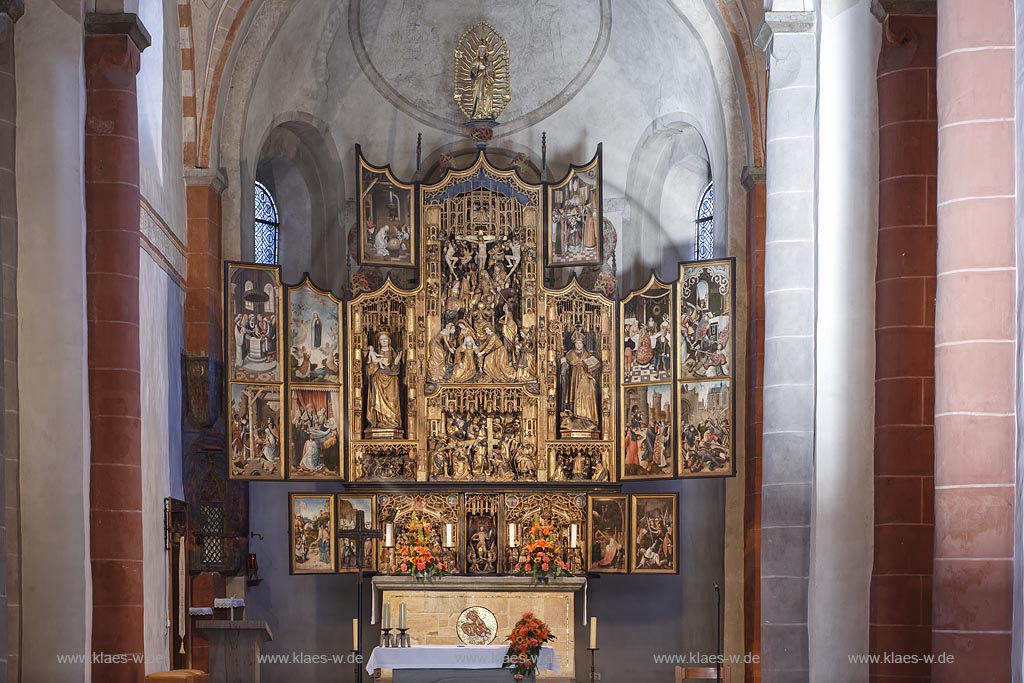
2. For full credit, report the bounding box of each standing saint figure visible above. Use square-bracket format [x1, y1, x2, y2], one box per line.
[469, 42, 495, 119]
[560, 330, 601, 431]
[311, 312, 322, 349]
[365, 331, 403, 430]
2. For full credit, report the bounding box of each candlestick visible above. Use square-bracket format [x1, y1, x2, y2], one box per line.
[352, 618, 359, 652]
[397, 627, 411, 648]
[384, 523, 394, 548]
[380, 627, 394, 648]
[588, 646, 599, 683]
[570, 523, 578, 549]
[589, 616, 598, 649]
[508, 522, 517, 548]
[399, 602, 406, 629]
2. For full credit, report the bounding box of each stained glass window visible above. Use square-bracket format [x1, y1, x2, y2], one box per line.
[695, 182, 714, 261]
[254, 181, 280, 264]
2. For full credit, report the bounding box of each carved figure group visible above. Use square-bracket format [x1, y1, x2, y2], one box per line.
[429, 412, 537, 481]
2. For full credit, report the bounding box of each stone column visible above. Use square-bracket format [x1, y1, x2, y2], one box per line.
[756, 11, 817, 683]
[742, 165, 766, 683]
[0, 2, 22, 679]
[185, 169, 226, 358]
[811, 2, 880, 682]
[869, 2, 937, 681]
[933, 1, 1015, 681]
[83, 12, 150, 683]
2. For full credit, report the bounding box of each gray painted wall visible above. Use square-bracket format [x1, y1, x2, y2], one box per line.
[246, 478, 724, 683]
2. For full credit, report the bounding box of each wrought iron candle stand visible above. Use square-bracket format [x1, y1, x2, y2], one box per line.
[396, 627, 411, 648]
[587, 647, 599, 683]
[351, 650, 360, 683]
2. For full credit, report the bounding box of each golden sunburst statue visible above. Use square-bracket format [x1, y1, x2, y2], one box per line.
[454, 22, 511, 122]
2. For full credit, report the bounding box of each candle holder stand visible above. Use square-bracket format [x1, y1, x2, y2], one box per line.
[379, 627, 394, 648]
[587, 647, 599, 683]
[351, 649, 360, 683]
[506, 546, 519, 574]
[397, 627, 411, 648]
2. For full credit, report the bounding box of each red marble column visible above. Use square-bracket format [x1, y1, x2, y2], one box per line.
[933, 1, 1015, 681]
[742, 167, 765, 683]
[83, 13, 149, 683]
[870, 5, 937, 682]
[185, 171, 225, 357]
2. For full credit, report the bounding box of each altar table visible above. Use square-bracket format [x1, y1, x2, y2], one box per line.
[366, 644, 559, 683]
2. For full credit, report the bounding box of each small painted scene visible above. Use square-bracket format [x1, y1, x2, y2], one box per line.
[360, 166, 414, 266]
[228, 266, 281, 383]
[678, 261, 732, 380]
[621, 383, 673, 478]
[337, 496, 375, 572]
[622, 287, 673, 384]
[291, 494, 335, 574]
[588, 495, 627, 573]
[289, 284, 341, 384]
[631, 494, 676, 573]
[678, 379, 732, 475]
[549, 165, 601, 266]
[288, 387, 342, 479]
[228, 383, 283, 479]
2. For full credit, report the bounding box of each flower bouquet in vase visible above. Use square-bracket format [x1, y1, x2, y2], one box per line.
[504, 612, 555, 681]
[388, 513, 450, 579]
[511, 518, 571, 581]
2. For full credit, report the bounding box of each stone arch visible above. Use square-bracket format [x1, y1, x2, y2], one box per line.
[246, 114, 348, 294]
[621, 113, 723, 289]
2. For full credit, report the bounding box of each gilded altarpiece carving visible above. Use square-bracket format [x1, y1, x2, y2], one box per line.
[346, 280, 422, 481]
[345, 152, 618, 485]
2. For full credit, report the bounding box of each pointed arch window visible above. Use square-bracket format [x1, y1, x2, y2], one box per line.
[254, 181, 280, 264]
[695, 182, 714, 261]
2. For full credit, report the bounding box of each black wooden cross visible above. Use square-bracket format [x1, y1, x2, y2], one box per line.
[337, 510, 382, 683]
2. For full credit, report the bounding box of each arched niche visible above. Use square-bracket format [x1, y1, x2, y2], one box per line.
[246, 115, 347, 294]
[621, 115, 720, 289]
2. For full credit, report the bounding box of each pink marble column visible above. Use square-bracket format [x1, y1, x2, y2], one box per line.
[933, 1, 1015, 681]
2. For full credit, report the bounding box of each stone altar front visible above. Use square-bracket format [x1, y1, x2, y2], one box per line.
[372, 576, 585, 680]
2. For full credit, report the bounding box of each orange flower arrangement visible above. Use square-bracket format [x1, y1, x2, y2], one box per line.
[504, 612, 556, 680]
[388, 513, 450, 577]
[512, 517, 571, 580]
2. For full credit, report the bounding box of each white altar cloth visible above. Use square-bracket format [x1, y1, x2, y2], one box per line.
[365, 645, 560, 675]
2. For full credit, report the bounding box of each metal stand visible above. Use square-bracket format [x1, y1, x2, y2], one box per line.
[337, 511, 382, 683]
[587, 647, 599, 683]
[351, 649, 360, 683]
[714, 582, 722, 683]
[380, 627, 394, 648]
[397, 627, 411, 648]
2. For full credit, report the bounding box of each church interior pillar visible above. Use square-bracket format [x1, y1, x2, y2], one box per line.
[0, 1, 21, 678]
[742, 165, 766, 683]
[83, 12, 150, 682]
[757, 11, 818, 683]
[185, 169, 226, 358]
[933, 1, 1016, 680]
[869, 3, 937, 681]
[811, 2, 880, 681]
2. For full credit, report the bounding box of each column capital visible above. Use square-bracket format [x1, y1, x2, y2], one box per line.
[84, 12, 151, 52]
[0, 0, 23, 22]
[185, 167, 229, 195]
[871, 0, 935, 22]
[756, 11, 816, 51]
[741, 166, 766, 191]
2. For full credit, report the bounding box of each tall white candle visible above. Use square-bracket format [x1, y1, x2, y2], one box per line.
[570, 523, 578, 549]
[508, 522, 517, 548]
[589, 617, 598, 649]
[399, 602, 406, 629]
[445, 523, 454, 548]
[385, 523, 394, 548]
[352, 618, 359, 651]
[383, 602, 391, 629]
